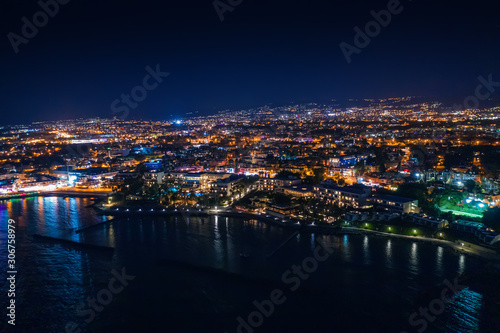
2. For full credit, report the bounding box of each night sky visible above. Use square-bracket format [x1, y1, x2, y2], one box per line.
[0, 0, 499, 125]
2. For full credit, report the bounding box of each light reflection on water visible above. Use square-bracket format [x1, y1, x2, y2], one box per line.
[363, 235, 371, 264]
[436, 246, 444, 275]
[444, 288, 482, 332]
[458, 254, 466, 275]
[342, 234, 351, 261]
[214, 216, 224, 263]
[0, 197, 492, 332]
[409, 242, 419, 275]
[385, 239, 393, 268]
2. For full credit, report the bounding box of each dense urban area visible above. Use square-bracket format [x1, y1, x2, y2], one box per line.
[2, 97, 500, 253]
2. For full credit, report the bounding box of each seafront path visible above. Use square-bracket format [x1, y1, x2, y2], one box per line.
[96, 205, 500, 262]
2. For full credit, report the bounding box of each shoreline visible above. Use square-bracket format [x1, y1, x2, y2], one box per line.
[3, 194, 496, 262]
[0, 191, 110, 201]
[95, 205, 500, 262]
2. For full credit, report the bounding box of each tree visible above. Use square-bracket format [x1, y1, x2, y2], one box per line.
[441, 211, 454, 222]
[136, 163, 149, 175]
[312, 167, 327, 185]
[144, 183, 159, 200]
[483, 208, 500, 231]
[353, 161, 366, 178]
[397, 183, 431, 211]
[276, 170, 301, 179]
[272, 193, 291, 205]
[134, 155, 147, 162]
[464, 180, 477, 193]
[121, 176, 144, 196]
[481, 149, 500, 179]
[444, 147, 473, 169]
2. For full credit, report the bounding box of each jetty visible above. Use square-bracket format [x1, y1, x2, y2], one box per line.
[75, 218, 118, 234]
[32, 234, 114, 252]
[267, 231, 299, 259]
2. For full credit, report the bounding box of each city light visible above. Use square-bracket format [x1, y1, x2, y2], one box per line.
[3, 2, 499, 332]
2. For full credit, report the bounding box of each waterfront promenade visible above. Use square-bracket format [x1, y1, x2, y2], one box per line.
[95, 205, 500, 262]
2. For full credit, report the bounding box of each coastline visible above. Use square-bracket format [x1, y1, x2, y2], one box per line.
[4, 193, 497, 263]
[5, 193, 496, 262]
[0, 190, 110, 201]
[95, 205, 500, 262]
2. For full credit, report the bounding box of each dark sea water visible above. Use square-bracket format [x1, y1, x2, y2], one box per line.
[0, 197, 498, 333]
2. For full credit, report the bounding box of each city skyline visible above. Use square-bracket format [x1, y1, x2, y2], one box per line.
[2, 1, 500, 332]
[1, 0, 499, 125]
[1, 94, 499, 127]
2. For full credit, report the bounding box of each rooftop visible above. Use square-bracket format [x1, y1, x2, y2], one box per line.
[375, 194, 416, 203]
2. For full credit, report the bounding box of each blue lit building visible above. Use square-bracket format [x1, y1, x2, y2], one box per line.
[328, 154, 368, 167]
[145, 160, 162, 171]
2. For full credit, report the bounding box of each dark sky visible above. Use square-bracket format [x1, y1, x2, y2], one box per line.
[0, 0, 499, 125]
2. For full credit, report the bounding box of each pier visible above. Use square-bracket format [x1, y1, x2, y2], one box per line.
[74, 218, 118, 234]
[32, 234, 114, 251]
[267, 231, 299, 259]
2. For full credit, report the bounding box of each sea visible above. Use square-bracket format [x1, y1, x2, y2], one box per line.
[1, 196, 499, 333]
